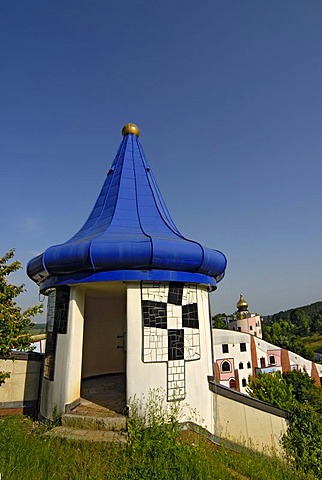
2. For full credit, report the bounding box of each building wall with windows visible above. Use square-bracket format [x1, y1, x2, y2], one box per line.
[212, 329, 322, 394]
[228, 314, 262, 338]
[212, 331, 253, 394]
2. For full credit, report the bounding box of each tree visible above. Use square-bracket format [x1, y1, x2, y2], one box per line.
[262, 319, 314, 361]
[0, 250, 42, 385]
[290, 309, 311, 336]
[247, 369, 322, 477]
[246, 371, 294, 410]
[282, 402, 322, 477]
[212, 313, 228, 329]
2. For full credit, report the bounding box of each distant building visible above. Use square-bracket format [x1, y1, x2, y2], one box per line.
[227, 294, 262, 338]
[213, 297, 322, 394]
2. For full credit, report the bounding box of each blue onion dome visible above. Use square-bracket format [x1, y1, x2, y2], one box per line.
[27, 124, 227, 291]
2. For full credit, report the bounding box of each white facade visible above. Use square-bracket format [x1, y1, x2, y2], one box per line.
[40, 281, 215, 431]
[213, 328, 322, 394]
[212, 330, 252, 394]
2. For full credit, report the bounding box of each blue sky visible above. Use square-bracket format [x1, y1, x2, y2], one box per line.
[1, 1, 322, 319]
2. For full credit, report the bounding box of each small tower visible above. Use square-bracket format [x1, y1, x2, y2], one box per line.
[228, 294, 262, 338]
[27, 124, 227, 427]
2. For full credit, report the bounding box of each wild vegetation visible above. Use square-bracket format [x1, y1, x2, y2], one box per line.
[0, 411, 315, 480]
[0, 250, 42, 385]
[247, 369, 322, 478]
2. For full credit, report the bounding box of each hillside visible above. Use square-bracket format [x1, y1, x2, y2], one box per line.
[263, 301, 322, 331]
[262, 301, 322, 361]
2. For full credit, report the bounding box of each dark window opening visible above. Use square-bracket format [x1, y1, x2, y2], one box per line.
[269, 355, 276, 365]
[242, 378, 247, 387]
[247, 361, 251, 368]
[240, 343, 247, 352]
[222, 344, 229, 354]
[221, 361, 231, 372]
[43, 286, 70, 381]
[229, 378, 237, 389]
[239, 362, 243, 370]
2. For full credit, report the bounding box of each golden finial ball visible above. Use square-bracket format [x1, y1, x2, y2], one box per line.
[122, 123, 140, 137]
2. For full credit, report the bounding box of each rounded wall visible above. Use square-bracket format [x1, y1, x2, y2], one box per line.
[40, 286, 85, 420]
[126, 281, 214, 431]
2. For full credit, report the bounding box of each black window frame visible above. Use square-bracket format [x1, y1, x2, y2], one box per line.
[240, 342, 247, 352]
[222, 344, 229, 354]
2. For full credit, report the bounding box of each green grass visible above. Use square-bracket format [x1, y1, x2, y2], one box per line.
[302, 334, 322, 354]
[0, 415, 316, 480]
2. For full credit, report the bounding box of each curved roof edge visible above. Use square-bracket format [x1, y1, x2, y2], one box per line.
[38, 269, 218, 293]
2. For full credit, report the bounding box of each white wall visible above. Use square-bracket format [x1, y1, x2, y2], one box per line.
[0, 353, 42, 409]
[40, 286, 85, 420]
[126, 282, 214, 431]
[213, 330, 252, 393]
[212, 387, 287, 455]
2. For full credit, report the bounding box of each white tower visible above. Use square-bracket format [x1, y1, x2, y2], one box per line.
[27, 124, 227, 427]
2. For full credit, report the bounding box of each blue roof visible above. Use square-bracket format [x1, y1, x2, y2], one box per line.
[27, 126, 227, 290]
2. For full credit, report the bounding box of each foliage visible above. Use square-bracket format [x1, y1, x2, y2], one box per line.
[0, 249, 42, 385]
[211, 313, 228, 329]
[247, 369, 322, 477]
[282, 403, 322, 478]
[0, 414, 313, 480]
[262, 320, 315, 360]
[246, 371, 293, 410]
[263, 302, 322, 336]
[262, 301, 322, 361]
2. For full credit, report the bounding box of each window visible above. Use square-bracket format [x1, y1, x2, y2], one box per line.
[221, 361, 231, 372]
[229, 378, 237, 389]
[242, 378, 247, 387]
[239, 362, 243, 370]
[222, 344, 229, 354]
[240, 343, 247, 352]
[269, 355, 276, 365]
[247, 361, 251, 368]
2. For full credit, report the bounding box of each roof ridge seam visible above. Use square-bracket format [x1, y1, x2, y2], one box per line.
[132, 135, 154, 265]
[136, 139, 205, 272]
[136, 140, 183, 239]
[88, 136, 127, 270]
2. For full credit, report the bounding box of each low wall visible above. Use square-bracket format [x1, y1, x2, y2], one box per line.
[0, 352, 43, 415]
[209, 379, 288, 455]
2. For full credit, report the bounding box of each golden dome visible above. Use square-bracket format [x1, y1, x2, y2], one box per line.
[236, 294, 248, 312]
[122, 123, 140, 138]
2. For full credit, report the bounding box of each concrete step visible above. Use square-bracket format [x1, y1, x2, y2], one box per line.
[46, 426, 127, 443]
[62, 412, 126, 431]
